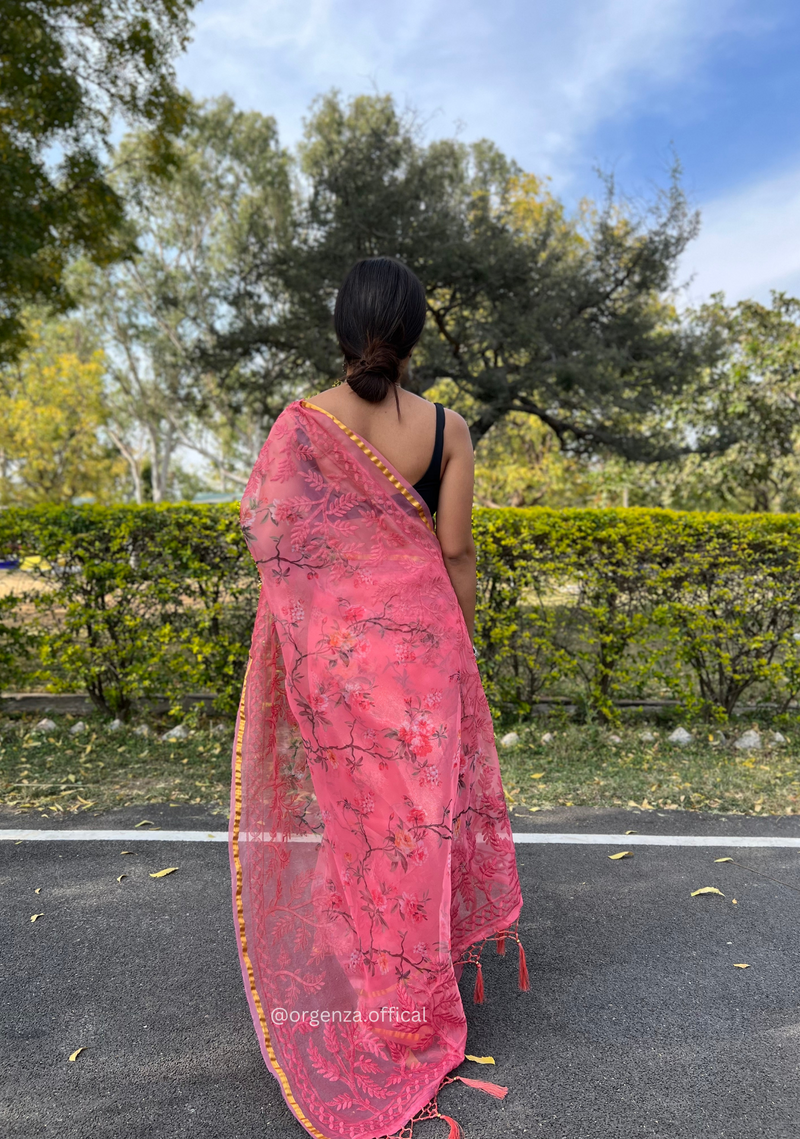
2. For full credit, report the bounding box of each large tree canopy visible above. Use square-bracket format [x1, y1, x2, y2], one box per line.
[0, 0, 196, 361]
[204, 91, 722, 462]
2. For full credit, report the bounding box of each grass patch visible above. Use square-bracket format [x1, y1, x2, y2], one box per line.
[1, 714, 232, 817]
[3, 713, 800, 820]
[497, 722, 800, 816]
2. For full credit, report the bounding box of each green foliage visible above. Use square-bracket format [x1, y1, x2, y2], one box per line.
[200, 91, 717, 463]
[0, 317, 125, 504]
[473, 507, 800, 722]
[631, 293, 800, 514]
[2, 504, 800, 724]
[74, 95, 297, 502]
[0, 504, 256, 716]
[0, 0, 195, 360]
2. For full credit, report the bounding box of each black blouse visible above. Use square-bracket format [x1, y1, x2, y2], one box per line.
[411, 403, 445, 516]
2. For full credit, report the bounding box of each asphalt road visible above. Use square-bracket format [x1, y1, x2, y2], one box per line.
[2, 803, 799, 1139]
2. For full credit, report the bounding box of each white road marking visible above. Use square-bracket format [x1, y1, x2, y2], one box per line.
[1, 829, 799, 847]
[510, 832, 800, 847]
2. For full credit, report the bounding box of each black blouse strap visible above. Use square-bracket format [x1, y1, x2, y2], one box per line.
[431, 402, 445, 477]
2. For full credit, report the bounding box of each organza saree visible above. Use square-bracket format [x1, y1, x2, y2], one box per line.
[228, 398, 526, 1139]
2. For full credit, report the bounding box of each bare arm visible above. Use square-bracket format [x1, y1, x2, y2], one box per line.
[434, 410, 477, 641]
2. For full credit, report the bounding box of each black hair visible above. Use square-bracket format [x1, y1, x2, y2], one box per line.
[333, 256, 426, 409]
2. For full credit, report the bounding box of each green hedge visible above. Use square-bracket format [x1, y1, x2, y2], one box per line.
[474, 507, 800, 721]
[0, 505, 255, 717]
[2, 504, 800, 722]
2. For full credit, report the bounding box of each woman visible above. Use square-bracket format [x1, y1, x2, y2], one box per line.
[228, 257, 526, 1139]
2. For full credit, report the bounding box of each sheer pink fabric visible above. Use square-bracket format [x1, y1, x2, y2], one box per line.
[228, 399, 524, 1139]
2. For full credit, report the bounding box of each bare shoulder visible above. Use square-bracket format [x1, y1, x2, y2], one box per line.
[442, 407, 472, 455]
[301, 387, 341, 411]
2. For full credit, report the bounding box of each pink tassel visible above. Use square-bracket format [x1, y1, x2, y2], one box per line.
[455, 1075, 509, 1099]
[518, 941, 530, 991]
[495, 932, 506, 956]
[438, 1113, 463, 1139]
[473, 961, 484, 1004]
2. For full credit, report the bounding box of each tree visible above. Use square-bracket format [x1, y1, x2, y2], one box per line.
[631, 293, 800, 513]
[0, 0, 196, 362]
[76, 96, 295, 500]
[205, 91, 721, 463]
[0, 318, 124, 504]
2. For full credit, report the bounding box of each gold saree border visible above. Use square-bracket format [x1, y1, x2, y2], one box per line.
[231, 659, 332, 1139]
[299, 400, 434, 533]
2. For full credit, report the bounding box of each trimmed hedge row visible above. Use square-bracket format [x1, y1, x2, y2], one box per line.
[0, 505, 254, 718]
[2, 504, 800, 722]
[474, 508, 800, 721]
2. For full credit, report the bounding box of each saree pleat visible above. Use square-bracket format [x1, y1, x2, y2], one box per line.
[229, 400, 524, 1139]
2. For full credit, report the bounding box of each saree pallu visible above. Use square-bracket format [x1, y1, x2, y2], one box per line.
[229, 398, 525, 1139]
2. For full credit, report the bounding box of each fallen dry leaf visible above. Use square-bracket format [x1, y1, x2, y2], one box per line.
[134, 820, 154, 828]
[733, 963, 750, 969]
[120, 851, 135, 855]
[608, 851, 633, 860]
[68, 1047, 85, 1061]
[691, 887, 725, 897]
[530, 773, 545, 779]
[149, 867, 179, 878]
[732, 899, 738, 904]
[34, 887, 41, 894]
[30, 913, 44, 922]
[465, 1055, 496, 1065]
[625, 830, 638, 835]
[714, 857, 733, 863]
[117, 874, 127, 883]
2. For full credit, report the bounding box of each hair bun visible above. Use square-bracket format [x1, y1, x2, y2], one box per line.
[334, 257, 427, 409]
[345, 338, 400, 402]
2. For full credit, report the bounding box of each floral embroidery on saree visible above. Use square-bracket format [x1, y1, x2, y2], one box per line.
[229, 399, 525, 1139]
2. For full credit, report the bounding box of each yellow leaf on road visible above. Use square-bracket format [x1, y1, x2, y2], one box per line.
[608, 851, 633, 860]
[732, 899, 738, 904]
[149, 867, 178, 878]
[733, 963, 750, 969]
[34, 887, 41, 894]
[465, 1055, 496, 1065]
[691, 887, 725, 897]
[625, 830, 638, 835]
[120, 851, 135, 855]
[30, 913, 44, 921]
[68, 1047, 85, 1061]
[134, 820, 154, 828]
[714, 857, 733, 863]
[117, 874, 127, 883]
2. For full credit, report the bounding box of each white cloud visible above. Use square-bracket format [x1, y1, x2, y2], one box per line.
[682, 163, 800, 304]
[177, 0, 800, 303]
[177, 0, 741, 187]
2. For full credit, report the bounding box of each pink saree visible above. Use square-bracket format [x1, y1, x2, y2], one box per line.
[228, 398, 526, 1139]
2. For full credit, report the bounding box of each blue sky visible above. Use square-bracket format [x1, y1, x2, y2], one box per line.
[176, 0, 800, 305]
